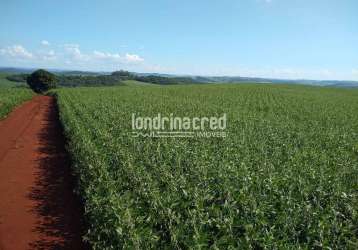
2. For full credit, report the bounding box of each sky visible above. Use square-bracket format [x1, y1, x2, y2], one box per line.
[0, 0, 357, 80]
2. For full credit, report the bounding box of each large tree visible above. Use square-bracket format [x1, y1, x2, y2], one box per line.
[27, 69, 58, 93]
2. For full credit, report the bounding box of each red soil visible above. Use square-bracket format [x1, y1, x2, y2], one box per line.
[0, 96, 87, 250]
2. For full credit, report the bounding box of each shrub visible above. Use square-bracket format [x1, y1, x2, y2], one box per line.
[27, 69, 58, 93]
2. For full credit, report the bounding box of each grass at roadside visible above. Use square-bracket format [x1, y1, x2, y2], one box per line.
[0, 87, 34, 119]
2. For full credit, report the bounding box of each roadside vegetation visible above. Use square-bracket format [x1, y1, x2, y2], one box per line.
[0, 87, 33, 119]
[0, 73, 33, 119]
[55, 84, 358, 249]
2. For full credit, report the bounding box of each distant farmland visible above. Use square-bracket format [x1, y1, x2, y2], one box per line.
[54, 84, 358, 249]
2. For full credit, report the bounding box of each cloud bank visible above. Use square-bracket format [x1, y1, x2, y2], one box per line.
[0, 42, 145, 71]
[0, 42, 356, 81]
[0, 45, 33, 59]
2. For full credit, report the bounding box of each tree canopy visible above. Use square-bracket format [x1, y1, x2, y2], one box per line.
[27, 69, 58, 93]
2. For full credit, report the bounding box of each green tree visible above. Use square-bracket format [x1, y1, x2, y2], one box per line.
[111, 70, 132, 77]
[27, 69, 58, 93]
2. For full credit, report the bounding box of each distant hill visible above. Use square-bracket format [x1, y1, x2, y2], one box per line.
[0, 67, 106, 76]
[59, 70, 106, 76]
[133, 72, 358, 88]
[0, 72, 26, 87]
[1, 67, 357, 88]
[165, 75, 358, 88]
[0, 67, 35, 74]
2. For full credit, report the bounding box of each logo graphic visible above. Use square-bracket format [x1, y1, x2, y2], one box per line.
[131, 113, 227, 138]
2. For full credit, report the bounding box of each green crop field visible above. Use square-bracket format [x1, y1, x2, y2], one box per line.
[121, 79, 159, 86]
[0, 73, 33, 119]
[0, 87, 34, 120]
[55, 84, 358, 249]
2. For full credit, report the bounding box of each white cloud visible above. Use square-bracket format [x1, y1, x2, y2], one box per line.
[64, 44, 89, 61]
[93, 50, 121, 60]
[56, 44, 145, 69]
[124, 53, 144, 63]
[41, 50, 56, 61]
[92, 50, 144, 63]
[0, 43, 145, 69]
[0, 44, 354, 79]
[41, 40, 50, 46]
[0, 45, 33, 59]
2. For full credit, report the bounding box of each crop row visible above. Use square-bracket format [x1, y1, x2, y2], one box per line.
[55, 84, 358, 249]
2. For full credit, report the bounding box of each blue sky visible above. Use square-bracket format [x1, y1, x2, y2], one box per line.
[0, 0, 357, 80]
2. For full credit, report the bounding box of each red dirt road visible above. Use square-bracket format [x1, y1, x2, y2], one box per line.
[0, 96, 87, 250]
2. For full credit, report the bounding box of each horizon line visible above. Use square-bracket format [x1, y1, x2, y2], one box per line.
[1, 65, 358, 83]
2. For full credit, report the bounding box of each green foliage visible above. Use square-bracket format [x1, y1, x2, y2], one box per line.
[56, 73, 196, 86]
[56, 75, 123, 87]
[8, 71, 128, 87]
[8, 70, 202, 87]
[0, 87, 34, 119]
[0, 73, 24, 87]
[6, 73, 29, 83]
[27, 69, 58, 93]
[56, 84, 358, 249]
[134, 75, 199, 85]
[112, 70, 133, 77]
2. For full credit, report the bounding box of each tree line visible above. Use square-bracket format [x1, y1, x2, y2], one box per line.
[6, 69, 200, 87]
